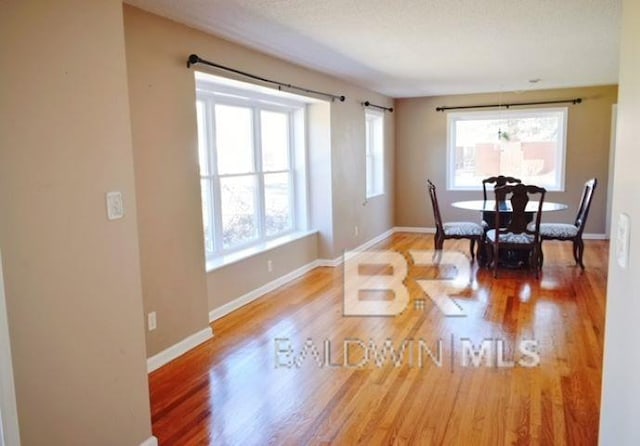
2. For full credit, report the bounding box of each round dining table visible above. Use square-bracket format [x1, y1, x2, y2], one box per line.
[451, 200, 568, 213]
[451, 199, 568, 269]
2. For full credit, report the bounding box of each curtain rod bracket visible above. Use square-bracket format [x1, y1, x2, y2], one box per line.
[187, 53, 346, 102]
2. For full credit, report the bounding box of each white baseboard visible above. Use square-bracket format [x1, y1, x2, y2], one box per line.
[316, 257, 342, 267]
[140, 436, 158, 446]
[209, 259, 321, 322]
[355, 228, 395, 251]
[583, 233, 608, 240]
[151, 228, 398, 375]
[393, 226, 436, 234]
[208, 228, 397, 322]
[147, 327, 213, 373]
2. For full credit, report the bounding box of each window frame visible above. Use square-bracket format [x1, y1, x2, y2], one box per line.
[365, 109, 385, 199]
[196, 83, 305, 260]
[446, 107, 568, 192]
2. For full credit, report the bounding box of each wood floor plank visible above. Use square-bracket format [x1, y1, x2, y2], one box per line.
[149, 234, 607, 445]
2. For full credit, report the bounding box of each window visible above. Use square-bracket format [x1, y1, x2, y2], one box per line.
[195, 73, 307, 260]
[447, 108, 568, 191]
[365, 110, 384, 198]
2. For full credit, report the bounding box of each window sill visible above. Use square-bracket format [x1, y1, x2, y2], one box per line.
[205, 230, 318, 273]
[366, 192, 385, 200]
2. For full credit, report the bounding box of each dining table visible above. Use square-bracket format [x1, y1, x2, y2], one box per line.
[451, 200, 568, 213]
[450, 199, 569, 268]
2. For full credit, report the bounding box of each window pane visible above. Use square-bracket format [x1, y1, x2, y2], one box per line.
[261, 110, 289, 171]
[220, 175, 258, 248]
[365, 112, 384, 198]
[200, 179, 214, 254]
[450, 109, 566, 190]
[366, 153, 374, 196]
[264, 173, 292, 236]
[196, 101, 210, 176]
[215, 105, 254, 174]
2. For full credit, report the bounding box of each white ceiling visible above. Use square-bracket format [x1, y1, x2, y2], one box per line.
[126, 0, 622, 98]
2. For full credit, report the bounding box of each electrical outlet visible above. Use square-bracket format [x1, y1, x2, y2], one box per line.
[354, 225, 359, 237]
[106, 191, 124, 220]
[267, 260, 273, 272]
[148, 312, 157, 331]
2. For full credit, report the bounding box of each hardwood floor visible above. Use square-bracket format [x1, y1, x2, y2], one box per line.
[149, 233, 608, 445]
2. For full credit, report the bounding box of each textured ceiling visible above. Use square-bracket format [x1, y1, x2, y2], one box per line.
[126, 0, 621, 97]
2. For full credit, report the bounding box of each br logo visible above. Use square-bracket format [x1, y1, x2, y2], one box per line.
[343, 250, 471, 317]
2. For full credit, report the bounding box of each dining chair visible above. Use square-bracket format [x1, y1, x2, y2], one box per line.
[482, 175, 522, 201]
[538, 178, 597, 269]
[427, 180, 484, 261]
[485, 183, 546, 278]
[481, 175, 522, 230]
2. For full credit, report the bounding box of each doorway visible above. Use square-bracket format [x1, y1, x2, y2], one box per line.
[0, 251, 20, 445]
[606, 104, 618, 237]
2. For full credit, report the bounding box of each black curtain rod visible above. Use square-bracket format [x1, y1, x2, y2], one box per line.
[435, 98, 582, 112]
[187, 54, 346, 102]
[363, 101, 393, 113]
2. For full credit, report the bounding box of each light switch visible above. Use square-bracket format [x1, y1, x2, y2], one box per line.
[148, 312, 157, 331]
[106, 191, 124, 220]
[616, 213, 630, 269]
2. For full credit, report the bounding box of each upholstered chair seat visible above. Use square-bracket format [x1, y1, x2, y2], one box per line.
[443, 222, 484, 237]
[486, 230, 535, 244]
[539, 223, 579, 239]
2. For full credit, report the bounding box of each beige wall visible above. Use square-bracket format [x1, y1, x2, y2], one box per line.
[0, 1, 152, 445]
[600, 0, 640, 443]
[207, 235, 317, 310]
[308, 102, 335, 259]
[123, 6, 395, 320]
[123, 6, 211, 356]
[331, 99, 395, 257]
[395, 85, 617, 234]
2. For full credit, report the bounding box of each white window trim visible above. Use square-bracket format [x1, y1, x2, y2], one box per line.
[206, 229, 318, 272]
[446, 107, 568, 192]
[196, 73, 310, 263]
[365, 109, 385, 199]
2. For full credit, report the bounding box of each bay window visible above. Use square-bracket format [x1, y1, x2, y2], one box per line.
[196, 73, 306, 261]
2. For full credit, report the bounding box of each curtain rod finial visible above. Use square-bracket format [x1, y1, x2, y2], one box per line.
[340, 96, 346, 102]
[187, 54, 200, 68]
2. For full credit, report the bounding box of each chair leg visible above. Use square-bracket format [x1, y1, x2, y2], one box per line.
[539, 242, 544, 269]
[470, 239, 476, 262]
[434, 233, 444, 251]
[572, 240, 580, 266]
[477, 239, 485, 266]
[432, 249, 443, 265]
[577, 239, 585, 270]
[482, 242, 490, 268]
[493, 245, 499, 278]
